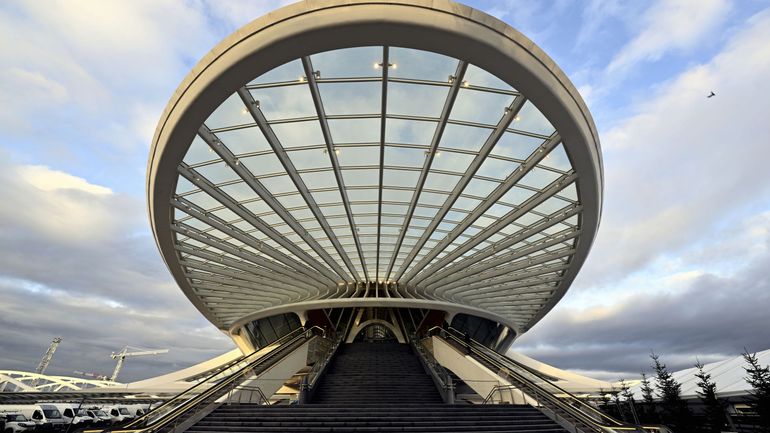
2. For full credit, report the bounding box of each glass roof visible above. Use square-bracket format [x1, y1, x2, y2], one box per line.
[170, 46, 583, 330]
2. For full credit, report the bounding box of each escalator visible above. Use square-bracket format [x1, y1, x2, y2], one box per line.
[85, 326, 326, 433]
[429, 327, 668, 433]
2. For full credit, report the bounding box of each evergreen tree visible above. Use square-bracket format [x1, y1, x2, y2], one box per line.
[743, 351, 770, 431]
[694, 360, 727, 433]
[620, 378, 640, 424]
[651, 351, 693, 432]
[640, 372, 656, 422]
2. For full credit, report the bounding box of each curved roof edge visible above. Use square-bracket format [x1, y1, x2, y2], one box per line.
[147, 0, 603, 334]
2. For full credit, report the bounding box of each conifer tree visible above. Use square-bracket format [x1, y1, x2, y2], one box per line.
[619, 379, 639, 423]
[640, 372, 656, 422]
[694, 360, 727, 433]
[742, 351, 770, 431]
[651, 351, 693, 432]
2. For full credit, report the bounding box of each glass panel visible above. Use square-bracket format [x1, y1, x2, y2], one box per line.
[249, 59, 305, 85]
[476, 157, 519, 181]
[176, 177, 196, 194]
[512, 101, 555, 136]
[271, 120, 325, 148]
[384, 146, 427, 169]
[519, 167, 561, 190]
[260, 175, 298, 195]
[541, 143, 572, 172]
[196, 161, 239, 184]
[251, 85, 317, 120]
[287, 148, 332, 170]
[329, 118, 380, 143]
[184, 135, 218, 165]
[450, 89, 513, 125]
[491, 131, 544, 159]
[429, 150, 476, 174]
[389, 47, 458, 82]
[311, 46, 382, 78]
[320, 82, 381, 115]
[438, 124, 489, 152]
[383, 169, 420, 188]
[206, 93, 251, 130]
[301, 170, 339, 190]
[217, 126, 272, 155]
[464, 63, 514, 91]
[342, 169, 379, 187]
[463, 177, 498, 197]
[386, 118, 436, 144]
[219, 182, 258, 203]
[382, 188, 413, 203]
[424, 171, 460, 191]
[185, 190, 222, 211]
[240, 152, 285, 176]
[387, 82, 448, 117]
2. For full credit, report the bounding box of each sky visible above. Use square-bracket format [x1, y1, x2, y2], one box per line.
[1, 0, 769, 383]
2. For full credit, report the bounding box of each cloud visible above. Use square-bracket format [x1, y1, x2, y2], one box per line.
[515, 211, 770, 380]
[606, 0, 731, 74]
[577, 8, 770, 286]
[0, 155, 233, 381]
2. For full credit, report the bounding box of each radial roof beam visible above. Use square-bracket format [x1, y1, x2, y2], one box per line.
[300, 56, 370, 281]
[171, 187, 331, 287]
[172, 223, 323, 297]
[172, 195, 328, 288]
[447, 268, 569, 303]
[375, 46, 390, 281]
[401, 133, 567, 285]
[197, 123, 352, 283]
[175, 244, 317, 296]
[181, 259, 306, 301]
[435, 234, 579, 296]
[384, 60, 468, 280]
[426, 207, 581, 289]
[391, 95, 527, 281]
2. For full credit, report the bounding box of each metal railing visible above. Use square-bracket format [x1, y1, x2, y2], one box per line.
[224, 384, 269, 405]
[429, 327, 653, 433]
[411, 335, 455, 404]
[85, 326, 324, 433]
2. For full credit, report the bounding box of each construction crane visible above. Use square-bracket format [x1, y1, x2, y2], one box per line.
[35, 337, 62, 375]
[29, 337, 62, 388]
[110, 346, 169, 381]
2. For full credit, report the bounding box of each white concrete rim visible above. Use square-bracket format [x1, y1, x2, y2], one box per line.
[148, 0, 603, 334]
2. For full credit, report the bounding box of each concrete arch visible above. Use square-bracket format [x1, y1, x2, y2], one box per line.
[148, 0, 602, 336]
[346, 319, 406, 344]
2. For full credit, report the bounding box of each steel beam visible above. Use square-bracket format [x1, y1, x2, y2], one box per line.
[300, 56, 370, 281]
[177, 163, 339, 285]
[231, 92, 360, 283]
[384, 60, 469, 280]
[390, 96, 528, 281]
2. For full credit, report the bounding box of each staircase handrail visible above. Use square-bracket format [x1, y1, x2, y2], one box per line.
[87, 326, 324, 433]
[428, 326, 649, 433]
[411, 335, 455, 403]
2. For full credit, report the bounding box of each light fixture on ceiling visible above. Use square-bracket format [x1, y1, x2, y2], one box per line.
[462, 80, 469, 87]
[298, 75, 306, 82]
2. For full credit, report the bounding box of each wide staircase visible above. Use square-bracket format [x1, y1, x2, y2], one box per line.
[186, 341, 569, 432]
[312, 341, 443, 404]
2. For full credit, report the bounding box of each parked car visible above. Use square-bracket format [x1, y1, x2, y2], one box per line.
[1, 413, 38, 433]
[51, 404, 92, 427]
[84, 409, 111, 427]
[103, 406, 134, 425]
[0, 405, 65, 431]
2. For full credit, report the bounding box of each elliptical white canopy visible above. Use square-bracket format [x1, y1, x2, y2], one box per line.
[148, 0, 603, 338]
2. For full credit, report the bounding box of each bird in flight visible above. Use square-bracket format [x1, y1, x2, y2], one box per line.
[707, 91, 716, 98]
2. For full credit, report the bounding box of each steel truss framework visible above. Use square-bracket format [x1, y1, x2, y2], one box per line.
[149, 1, 602, 339]
[0, 371, 122, 393]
